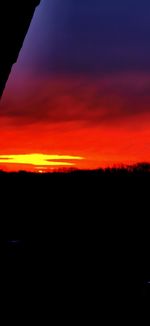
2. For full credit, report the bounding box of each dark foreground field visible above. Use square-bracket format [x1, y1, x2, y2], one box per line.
[1, 166, 150, 321]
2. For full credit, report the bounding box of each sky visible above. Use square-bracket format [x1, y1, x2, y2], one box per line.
[1, 0, 150, 171]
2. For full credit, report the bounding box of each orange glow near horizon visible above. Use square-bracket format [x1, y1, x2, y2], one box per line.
[0, 115, 150, 172]
[0, 116, 150, 172]
[0, 118, 150, 172]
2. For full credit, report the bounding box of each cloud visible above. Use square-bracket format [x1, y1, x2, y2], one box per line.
[1, 72, 150, 127]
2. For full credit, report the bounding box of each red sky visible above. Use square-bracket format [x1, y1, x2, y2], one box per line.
[1, 71, 150, 172]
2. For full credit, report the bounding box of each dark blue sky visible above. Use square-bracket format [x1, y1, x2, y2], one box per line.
[17, 0, 150, 75]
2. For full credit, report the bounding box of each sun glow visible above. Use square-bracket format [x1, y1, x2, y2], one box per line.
[0, 153, 84, 168]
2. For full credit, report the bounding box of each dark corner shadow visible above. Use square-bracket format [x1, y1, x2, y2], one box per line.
[0, 0, 41, 98]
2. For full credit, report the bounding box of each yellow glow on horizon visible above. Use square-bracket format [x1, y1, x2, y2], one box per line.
[0, 153, 84, 167]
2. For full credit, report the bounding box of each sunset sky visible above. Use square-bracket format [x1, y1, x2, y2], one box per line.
[1, 0, 150, 171]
